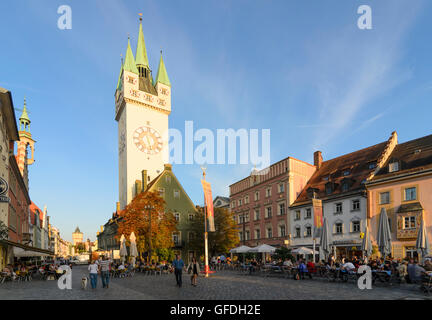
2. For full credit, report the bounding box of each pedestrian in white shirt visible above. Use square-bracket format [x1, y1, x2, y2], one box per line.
[88, 261, 99, 289]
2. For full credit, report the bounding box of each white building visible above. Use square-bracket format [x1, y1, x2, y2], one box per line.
[289, 133, 397, 259]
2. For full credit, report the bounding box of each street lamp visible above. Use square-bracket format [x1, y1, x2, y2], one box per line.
[144, 204, 154, 263]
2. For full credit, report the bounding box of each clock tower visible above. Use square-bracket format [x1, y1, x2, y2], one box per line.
[115, 17, 171, 209]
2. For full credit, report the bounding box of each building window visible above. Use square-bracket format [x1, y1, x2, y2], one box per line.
[189, 213, 194, 221]
[343, 170, 350, 176]
[305, 226, 312, 237]
[238, 199, 242, 206]
[352, 200, 360, 211]
[295, 227, 301, 238]
[305, 208, 312, 219]
[254, 191, 259, 201]
[278, 203, 286, 215]
[335, 223, 343, 234]
[173, 190, 180, 198]
[352, 221, 360, 233]
[165, 175, 171, 184]
[254, 209, 260, 221]
[158, 188, 165, 197]
[279, 225, 286, 237]
[295, 210, 301, 220]
[255, 229, 261, 239]
[245, 231, 250, 241]
[239, 232, 243, 241]
[326, 184, 333, 195]
[335, 203, 343, 214]
[266, 188, 271, 197]
[389, 161, 399, 172]
[368, 162, 377, 169]
[267, 228, 273, 238]
[174, 212, 180, 222]
[188, 232, 194, 241]
[404, 187, 417, 201]
[266, 207, 272, 218]
[231, 201, 235, 209]
[341, 182, 349, 192]
[245, 196, 249, 204]
[173, 232, 180, 245]
[244, 213, 249, 222]
[380, 192, 390, 204]
[278, 183, 284, 193]
[404, 216, 416, 229]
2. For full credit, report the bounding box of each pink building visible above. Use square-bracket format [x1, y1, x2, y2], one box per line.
[229, 157, 316, 248]
[366, 133, 432, 259]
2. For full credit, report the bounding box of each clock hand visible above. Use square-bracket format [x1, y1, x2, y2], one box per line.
[145, 135, 152, 150]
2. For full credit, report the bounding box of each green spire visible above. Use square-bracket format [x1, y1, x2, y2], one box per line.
[135, 19, 149, 67]
[20, 97, 31, 132]
[116, 57, 124, 90]
[123, 37, 139, 74]
[155, 51, 171, 87]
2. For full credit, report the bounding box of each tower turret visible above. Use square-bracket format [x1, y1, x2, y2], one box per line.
[16, 97, 35, 182]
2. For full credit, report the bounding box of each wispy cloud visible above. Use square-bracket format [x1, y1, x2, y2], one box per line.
[288, 2, 423, 151]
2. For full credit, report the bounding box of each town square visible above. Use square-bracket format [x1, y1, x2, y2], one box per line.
[0, 0, 432, 307]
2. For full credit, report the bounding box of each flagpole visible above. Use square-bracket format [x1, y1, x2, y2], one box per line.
[201, 167, 209, 278]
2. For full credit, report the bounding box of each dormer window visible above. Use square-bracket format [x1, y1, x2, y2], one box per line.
[343, 170, 350, 176]
[341, 182, 349, 192]
[389, 161, 399, 173]
[325, 182, 333, 195]
[368, 162, 377, 169]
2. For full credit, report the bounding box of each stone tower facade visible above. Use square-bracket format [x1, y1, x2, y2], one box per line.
[115, 17, 172, 209]
[16, 98, 35, 188]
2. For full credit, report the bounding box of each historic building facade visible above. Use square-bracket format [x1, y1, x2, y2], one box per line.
[289, 132, 397, 258]
[229, 157, 316, 248]
[72, 226, 83, 246]
[366, 133, 432, 259]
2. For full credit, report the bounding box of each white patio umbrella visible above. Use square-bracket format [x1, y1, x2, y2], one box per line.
[416, 218, 429, 261]
[229, 245, 252, 253]
[377, 208, 392, 259]
[319, 218, 331, 261]
[361, 224, 372, 261]
[129, 232, 138, 266]
[249, 244, 276, 253]
[119, 234, 127, 264]
[292, 247, 316, 255]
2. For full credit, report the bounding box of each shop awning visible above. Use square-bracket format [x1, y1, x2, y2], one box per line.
[0, 240, 54, 257]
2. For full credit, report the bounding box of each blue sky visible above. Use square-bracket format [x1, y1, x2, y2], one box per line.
[1, 0, 431, 242]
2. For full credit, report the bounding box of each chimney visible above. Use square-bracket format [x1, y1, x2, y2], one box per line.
[142, 170, 147, 191]
[314, 151, 323, 169]
[116, 202, 120, 213]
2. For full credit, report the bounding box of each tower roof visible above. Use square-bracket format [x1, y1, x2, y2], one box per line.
[19, 98, 30, 123]
[123, 37, 139, 74]
[74, 226, 82, 233]
[116, 59, 124, 91]
[155, 52, 171, 87]
[135, 19, 149, 68]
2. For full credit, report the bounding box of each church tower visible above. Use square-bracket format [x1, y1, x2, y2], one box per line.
[16, 98, 35, 188]
[115, 16, 171, 209]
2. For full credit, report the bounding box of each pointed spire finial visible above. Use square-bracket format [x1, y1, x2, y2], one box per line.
[139, 13, 143, 22]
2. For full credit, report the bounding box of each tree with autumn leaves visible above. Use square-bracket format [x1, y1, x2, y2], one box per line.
[189, 206, 239, 258]
[116, 191, 177, 262]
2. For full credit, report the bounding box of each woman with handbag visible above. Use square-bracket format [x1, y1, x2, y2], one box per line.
[187, 258, 200, 287]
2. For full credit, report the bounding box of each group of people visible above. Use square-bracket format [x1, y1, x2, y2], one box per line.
[1, 262, 68, 281]
[87, 256, 112, 289]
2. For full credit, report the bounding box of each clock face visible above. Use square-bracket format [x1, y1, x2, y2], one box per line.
[133, 126, 163, 154]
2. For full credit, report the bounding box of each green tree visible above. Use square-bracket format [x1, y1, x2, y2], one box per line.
[272, 247, 294, 261]
[75, 243, 86, 253]
[189, 207, 239, 257]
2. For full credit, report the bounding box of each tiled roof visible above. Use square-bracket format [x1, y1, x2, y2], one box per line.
[292, 141, 388, 206]
[29, 201, 43, 225]
[372, 134, 432, 180]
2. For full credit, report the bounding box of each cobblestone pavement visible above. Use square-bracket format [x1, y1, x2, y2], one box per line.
[0, 266, 430, 300]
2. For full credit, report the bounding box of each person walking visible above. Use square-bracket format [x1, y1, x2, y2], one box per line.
[99, 256, 111, 288]
[173, 255, 185, 287]
[187, 258, 200, 286]
[88, 260, 99, 289]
